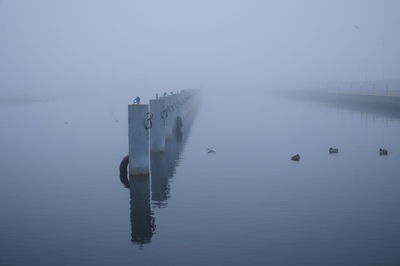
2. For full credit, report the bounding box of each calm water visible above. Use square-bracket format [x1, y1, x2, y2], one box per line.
[1, 89, 400, 266]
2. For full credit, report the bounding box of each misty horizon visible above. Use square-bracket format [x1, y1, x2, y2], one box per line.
[1, 0, 400, 97]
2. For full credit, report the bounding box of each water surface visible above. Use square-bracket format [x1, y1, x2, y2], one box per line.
[1, 89, 399, 265]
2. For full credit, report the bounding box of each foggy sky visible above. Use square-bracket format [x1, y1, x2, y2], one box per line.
[0, 0, 399, 96]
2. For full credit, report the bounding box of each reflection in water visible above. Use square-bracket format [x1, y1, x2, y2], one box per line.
[150, 152, 169, 208]
[288, 91, 400, 121]
[124, 109, 198, 245]
[129, 174, 155, 245]
[151, 128, 186, 208]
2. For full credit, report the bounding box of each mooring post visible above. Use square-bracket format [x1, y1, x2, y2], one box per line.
[128, 104, 150, 176]
[150, 99, 166, 152]
[182, 91, 189, 118]
[182, 92, 189, 118]
[162, 96, 174, 139]
[171, 94, 180, 132]
[174, 94, 184, 129]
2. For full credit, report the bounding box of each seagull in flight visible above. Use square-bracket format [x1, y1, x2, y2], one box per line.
[207, 148, 216, 154]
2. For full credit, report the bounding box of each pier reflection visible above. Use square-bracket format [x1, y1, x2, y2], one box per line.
[151, 130, 185, 208]
[124, 111, 197, 246]
[289, 91, 400, 120]
[129, 174, 155, 245]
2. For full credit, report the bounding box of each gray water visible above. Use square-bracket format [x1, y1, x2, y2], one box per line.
[1, 89, 400, 266]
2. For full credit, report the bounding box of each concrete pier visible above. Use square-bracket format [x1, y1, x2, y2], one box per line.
[128, 104, 150, 176]
[150, 99, 166, 152]
[127, 89, 200, 177]
[169, 94, 179, 133]
[123, 95, 199, 244]
[162, 96, 175, 139]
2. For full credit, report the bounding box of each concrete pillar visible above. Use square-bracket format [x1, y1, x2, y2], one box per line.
[169, 95, 177, 131]
[162, 96, 174, 139]
[150, 99, 166, 152]
[170, 95, 178, 134]
[128, 104, 150, 176]
[182, 93, 189, 119]
[176, 94, 183, 118]
[173, 94, 183, 133]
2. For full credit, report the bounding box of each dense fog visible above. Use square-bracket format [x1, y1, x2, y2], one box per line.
[1, 2, 400, 265]
[1, 0, 400, 98]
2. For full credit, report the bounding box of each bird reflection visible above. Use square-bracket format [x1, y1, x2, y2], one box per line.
[122, 108, 198, 246]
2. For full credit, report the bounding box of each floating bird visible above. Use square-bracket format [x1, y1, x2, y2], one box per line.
[207, 148, 216, 154]
[291, 154, 300, 161]
[114, 119, 119, 123]
[329, 147, 339, 154]
[64, 121, 69, 125]
[354, 25, 360, 30]
[379, 148, 388, 156]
